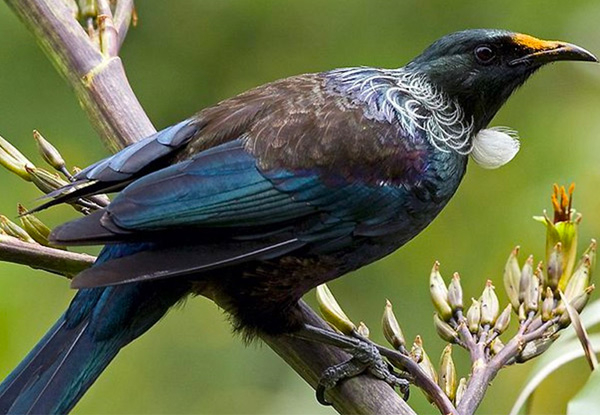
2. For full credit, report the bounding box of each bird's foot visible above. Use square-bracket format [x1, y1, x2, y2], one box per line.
[293, 324, 410, 405]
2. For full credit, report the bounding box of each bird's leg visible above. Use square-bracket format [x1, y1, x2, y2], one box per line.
[291, 324, 410, 405]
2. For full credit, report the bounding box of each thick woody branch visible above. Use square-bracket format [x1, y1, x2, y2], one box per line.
[5, 0, 154, 152]
[3, 1, 413, 414]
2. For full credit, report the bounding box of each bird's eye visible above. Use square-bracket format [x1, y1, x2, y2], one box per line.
[474, 45, 496, 64]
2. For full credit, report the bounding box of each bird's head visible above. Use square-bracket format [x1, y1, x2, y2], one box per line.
[408, 29, 597, 130]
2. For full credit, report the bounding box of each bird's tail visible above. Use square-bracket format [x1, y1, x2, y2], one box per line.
[0, 245, 190, 414]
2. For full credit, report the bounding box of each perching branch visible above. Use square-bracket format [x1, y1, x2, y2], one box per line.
[0, 234, 94, 277]
[1, 2, 413, 414]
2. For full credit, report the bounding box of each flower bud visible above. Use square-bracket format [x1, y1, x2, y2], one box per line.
[447, 272, 463, 312]
[573, 285, 594, 314]
[490, 338, 505, 355]
[357, 322, 370, 338]
[525, 270, 541, 314]
[439, 345, 456, 401]
[504, 246, 522, 311]
[518, 302, 526, 322]
[0, 215, 35, 243]
[466, 298, 481, 333]
[563, 256, 591, 302]
[26, 166, 69, 194]
[382, 300, 405, 350]
[517, 336, 557, 362]
[559, 286, 594, 327]
[455, 377, 467, 406]
[434, 313, 459, 344]
[316, 284, 356, 335]
[579, 239, 596, 278]
[519, 255, 534, 303]
[79, 0, 98, 19]
[33, 130, 66, 172]
[17, 204, 51, 246]
[537, 184, 579, 291]
[535, 261, 547, 291]
[480, 280, 500, 326]
[541, 287, 555, 322]
[546, 242, 563, 292]
[414, 336, 437, 383]
[0, 135, 33, 166]
[410, 335, 424, 363]
[430, 261, 452, 321]
[493, 304, 512, 335]
[555, 219, 579, 292]
[0, 135, 34, 181]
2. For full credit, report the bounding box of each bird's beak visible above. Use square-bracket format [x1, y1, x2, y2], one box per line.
[509, 34, 598, 66]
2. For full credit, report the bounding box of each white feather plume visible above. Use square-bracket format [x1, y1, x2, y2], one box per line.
[470, 127, 521, 169]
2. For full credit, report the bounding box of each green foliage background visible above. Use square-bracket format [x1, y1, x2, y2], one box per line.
[0, 1, 599, 414]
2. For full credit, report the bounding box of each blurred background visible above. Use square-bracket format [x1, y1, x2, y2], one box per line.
[0, 1, 599, 414]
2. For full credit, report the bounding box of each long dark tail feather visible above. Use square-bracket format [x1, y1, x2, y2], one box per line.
[0, 244, 191, 414]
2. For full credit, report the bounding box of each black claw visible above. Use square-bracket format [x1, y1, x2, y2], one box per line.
[399, 381, 410, 401]
[295, 325, 413, 405]
[316, 384, 331, 406]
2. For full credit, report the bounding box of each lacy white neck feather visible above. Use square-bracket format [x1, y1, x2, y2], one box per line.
[328, 67, 520, 167]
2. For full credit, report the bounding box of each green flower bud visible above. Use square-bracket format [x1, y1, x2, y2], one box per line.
[430, 261, 452, 321]
[448, 272, 463, 312]
[17, 204, 51, 246]
[415, 336, 437, 383]
[517, 336, 558, 362]
[0, 215, 35, 243]
[490, 338, 505, 355]
[546, 242, 563, 292]
[434, 313, 459, 344]
[493, 304, 512, 335]
[27, 166, 69, 194]
[481, 280, 500, 326]
[410, 335, 424, 364]
[559, 286, 594, 327]
[78, 0, 97, 19]
[0, 135, 34, 181]
[519, 255, 534, 303]
[525, 270, 541, 314]
[563, 256, 591, 302]
[33, 130, 66, 172]
[541, 287, 555, 322]
[439, 345, 457, 401]
[316, 284, 356, 335]
[537, 185, 581, 292]
[466, 298, 481, 333]
[536, 261, 547, 291]
[357, 321, 370, 338]
[455, 378, 467, 406]
[518, 302, 526, 322]
[579, 239, 596, 278]
[504, 246, 521, 311]
[382, 299, 405, 350]
[0, 135, 33, 166]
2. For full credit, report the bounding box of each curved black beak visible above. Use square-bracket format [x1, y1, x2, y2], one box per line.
[509, 42, 598, 67]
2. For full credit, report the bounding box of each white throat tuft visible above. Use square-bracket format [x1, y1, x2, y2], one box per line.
[470, 127, 520, 169]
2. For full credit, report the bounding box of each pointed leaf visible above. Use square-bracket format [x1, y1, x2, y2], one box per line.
[509, 334, 600, 415]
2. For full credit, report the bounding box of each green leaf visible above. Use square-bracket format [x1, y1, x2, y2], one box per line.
[509, 300, 600, 415]
[567, 368, 600, 414]
[509, 333, 600, 415]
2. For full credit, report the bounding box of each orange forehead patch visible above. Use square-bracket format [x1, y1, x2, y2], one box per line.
[512, 33, 561, 50]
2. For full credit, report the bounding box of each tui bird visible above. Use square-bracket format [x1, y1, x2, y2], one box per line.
[0, 29, 596, 414]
